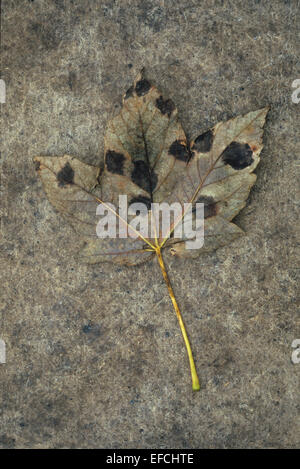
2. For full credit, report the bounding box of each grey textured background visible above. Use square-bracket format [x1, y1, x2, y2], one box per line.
[1, 0, 299, 449]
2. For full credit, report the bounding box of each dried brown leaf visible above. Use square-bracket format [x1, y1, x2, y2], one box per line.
[34, 72, 269, 391]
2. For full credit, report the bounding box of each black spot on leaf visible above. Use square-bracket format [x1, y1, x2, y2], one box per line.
[135, 79, 151, 97]
[168, 140, 190, 162]
[124, 85, 134, 100]
[131, 160, 158, 194]
[193, 196, 217, 219]
[129, 195, 152, 211]
[221, 141, 253, 170]
[57, 162, 74, 187]
[105, 150, 125, 175]
[193, 129, 214, 153]
[155, 96, 175, 117]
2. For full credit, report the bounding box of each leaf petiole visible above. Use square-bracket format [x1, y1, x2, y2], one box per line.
[155, 246, 200, 391]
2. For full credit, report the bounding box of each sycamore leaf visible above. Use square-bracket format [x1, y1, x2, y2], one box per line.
[34, 72, 269, 391]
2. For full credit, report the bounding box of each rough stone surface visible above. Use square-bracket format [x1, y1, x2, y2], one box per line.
[1, 0, 299, 449]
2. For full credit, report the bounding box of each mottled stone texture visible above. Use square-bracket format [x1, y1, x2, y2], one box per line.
[1, 0, 299, 449]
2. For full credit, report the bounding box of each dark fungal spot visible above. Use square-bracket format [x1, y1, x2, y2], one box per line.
[221, 141, 253, 170]
[155, 95, 175, 117]
[192, 129, 214, 153]
[135, 79, 151, 97]
[57, 162, 74, 187]
[129, 195, 152, 211]
[105, 150, 125, 175]
[168, 140, 190, 162]
[131, 160, 158, 194]
[124, 85, 134, 100]
[193, 195, 217, 219]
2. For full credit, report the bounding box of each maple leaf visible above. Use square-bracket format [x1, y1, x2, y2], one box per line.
[34, 72, 268, 391]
